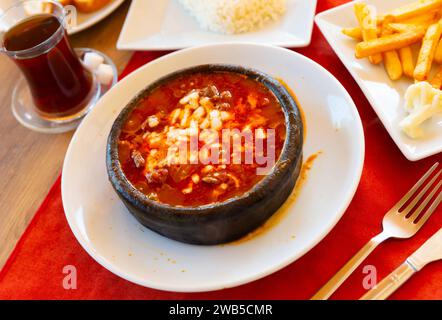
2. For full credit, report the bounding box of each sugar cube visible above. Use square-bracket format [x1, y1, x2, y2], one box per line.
[96, 63, 114, 86]
[82, 52, 104, 72]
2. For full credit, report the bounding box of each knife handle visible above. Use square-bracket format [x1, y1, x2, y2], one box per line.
[360, 262, 416, 300]
[312, 232, 388, 300]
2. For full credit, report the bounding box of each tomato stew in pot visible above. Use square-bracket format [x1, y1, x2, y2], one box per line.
[118, 71, 286, 206]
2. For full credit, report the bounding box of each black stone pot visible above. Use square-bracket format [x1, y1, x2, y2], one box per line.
[106, 64, 303, 245]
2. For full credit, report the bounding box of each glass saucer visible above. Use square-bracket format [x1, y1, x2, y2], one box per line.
[11, 48, 118, 134]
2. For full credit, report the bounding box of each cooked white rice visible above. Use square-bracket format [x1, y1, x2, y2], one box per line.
[177, 0, 286, 34]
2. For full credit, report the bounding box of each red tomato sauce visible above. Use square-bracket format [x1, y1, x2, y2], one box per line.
[118, 71, 286, 206]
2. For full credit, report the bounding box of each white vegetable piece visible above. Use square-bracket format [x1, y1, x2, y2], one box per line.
[400, 82, 442, 139]
[180, 90, 199, 107]
[147, 115, 160, 128]
[82, 52, 104, 72]
[209, 110, 222, 130]
[96, 63, 114, 86]
[256, 128, 266, 139]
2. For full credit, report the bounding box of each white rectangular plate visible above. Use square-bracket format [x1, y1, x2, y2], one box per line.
[316, 0, 442, 161]
[117, 0, 317, 50]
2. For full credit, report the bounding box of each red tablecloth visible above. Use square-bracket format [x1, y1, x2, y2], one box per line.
[0, 0, 441, 300]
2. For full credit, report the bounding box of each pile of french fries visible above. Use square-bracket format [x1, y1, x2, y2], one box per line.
[343, 0, 442, 88]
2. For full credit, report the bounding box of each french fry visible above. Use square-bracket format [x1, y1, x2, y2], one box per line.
[434, 37, 442, 63]
[354, 3, 383, 64]
[414, 21, 442, 81]
[342, 27, 363, 41]
[355, 27, 426, 59]
[399, 46, 415, 78]
[381, 27, 403, 80]
[401, 10, 439, 24]
[385, 0, 442, 22]
[388, 20, 436, 33]
[346, 2, 441, 33]
[342, 26, 383, 41]
[430, 66, 442, 88]
[354, 2, 367, 24]
[345, 15, 437, 41]
[385, 23, 418, 33]
[383, 49, 404, 80]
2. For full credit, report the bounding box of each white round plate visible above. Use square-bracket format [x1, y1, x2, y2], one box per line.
[67, 0, 125, 35]
[62, 43, 365, 292]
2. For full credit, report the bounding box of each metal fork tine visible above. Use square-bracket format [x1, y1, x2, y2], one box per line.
[409, 179, 442, 222]
[415, 189, 442, 227]
[401, 169, 442, 216]
[393, 162, 439, 211]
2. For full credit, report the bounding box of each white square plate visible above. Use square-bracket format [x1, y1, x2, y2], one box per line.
[316, 0, 442, 161]
[117, 0, 317, 50]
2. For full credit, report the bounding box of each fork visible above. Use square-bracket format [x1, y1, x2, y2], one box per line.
[311, 162, 441, 300]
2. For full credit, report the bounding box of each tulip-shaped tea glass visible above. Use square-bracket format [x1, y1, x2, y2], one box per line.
[0, 0, 117, 133]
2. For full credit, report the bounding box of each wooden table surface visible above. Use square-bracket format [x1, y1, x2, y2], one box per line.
[0, 1, 133, 269]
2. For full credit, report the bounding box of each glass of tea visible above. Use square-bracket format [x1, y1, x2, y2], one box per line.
[0, 0, 115, 133]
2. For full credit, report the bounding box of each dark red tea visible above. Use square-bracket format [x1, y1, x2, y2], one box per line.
[3, 14, 93, 117]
